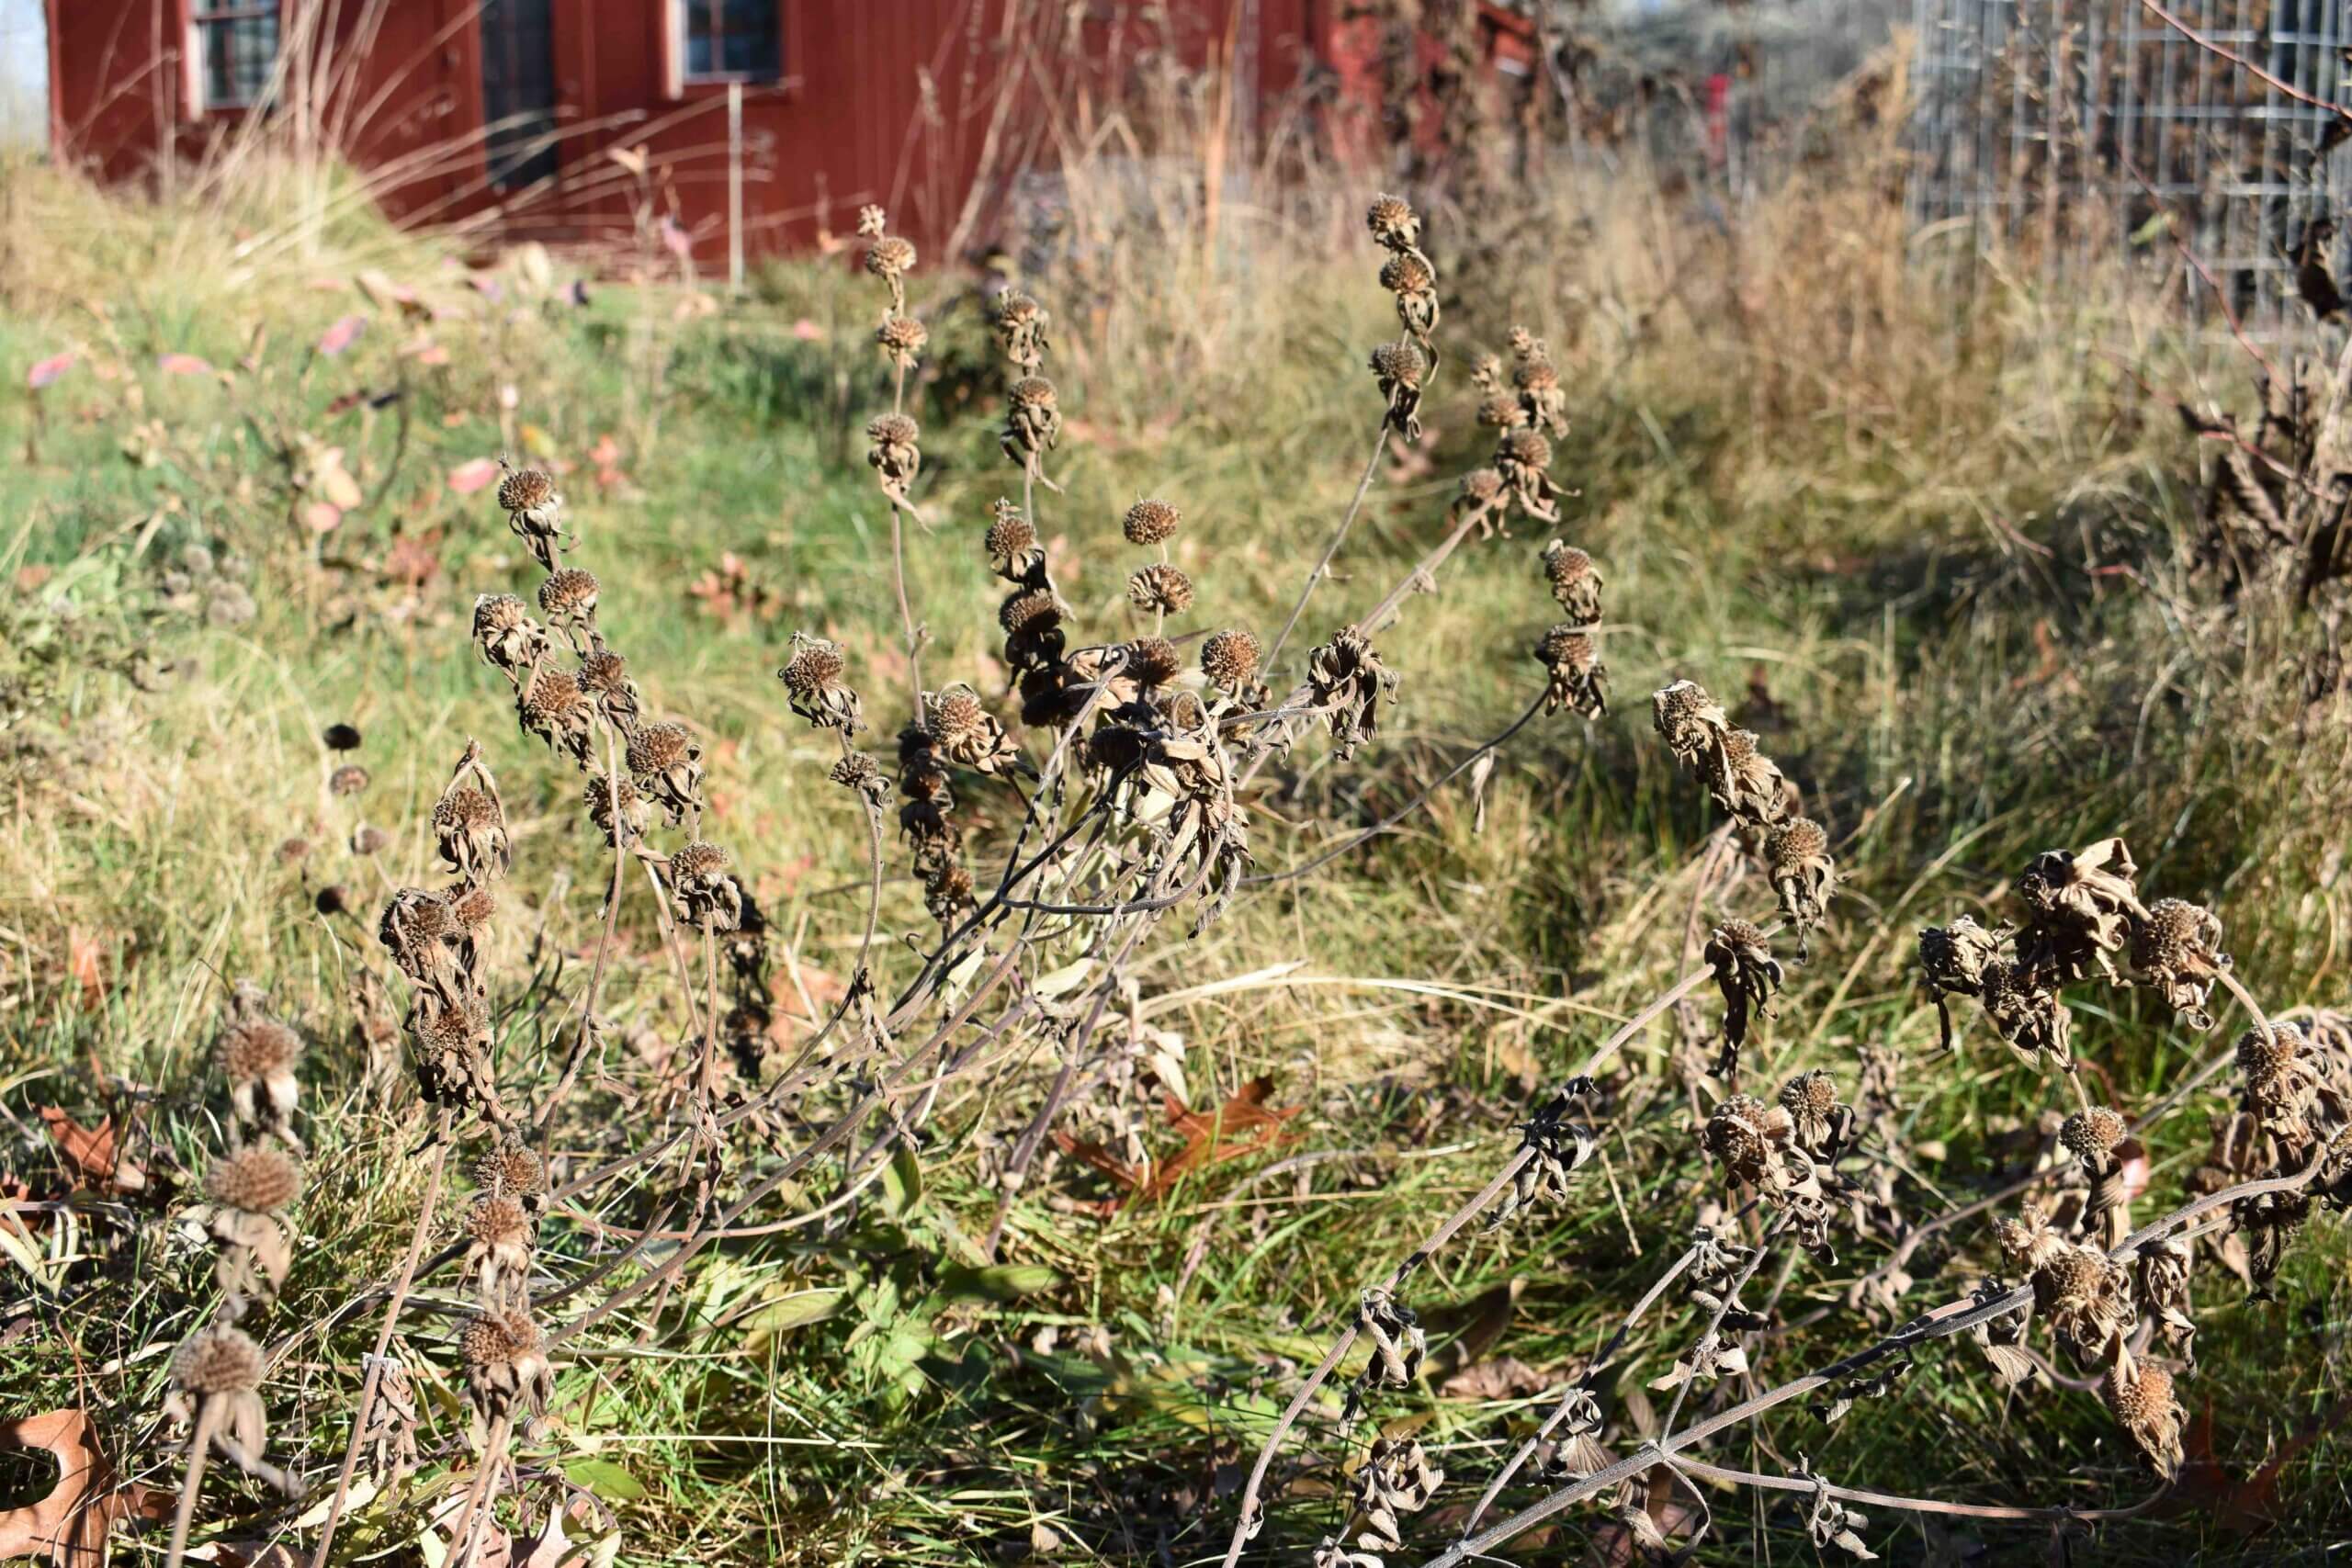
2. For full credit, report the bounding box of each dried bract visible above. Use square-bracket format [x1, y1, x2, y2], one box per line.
[2132, 897, 2227, 1030]
[778, 633, 863, 733]
[1533, 625, 1607, 718]
[1541, 541, 1602, 624]
[1306, 626, 1398, 761]
[1703, 919, 1782, 1076]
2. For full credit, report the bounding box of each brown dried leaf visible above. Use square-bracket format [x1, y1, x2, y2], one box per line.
[0, 1408, 171, 1565]
[36, 1108, 143, 1194]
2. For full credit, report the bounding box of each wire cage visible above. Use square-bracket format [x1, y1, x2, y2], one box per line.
[1905, 0, 2352, 332]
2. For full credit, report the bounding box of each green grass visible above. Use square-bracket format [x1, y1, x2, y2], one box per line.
[1, 150, 2349, 1568]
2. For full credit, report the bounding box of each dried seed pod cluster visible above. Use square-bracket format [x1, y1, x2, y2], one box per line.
[1651, 677, 1827, 959]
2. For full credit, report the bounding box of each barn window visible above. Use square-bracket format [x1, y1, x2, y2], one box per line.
[190, 3, 280, 111]
[678, 0, 781, 83]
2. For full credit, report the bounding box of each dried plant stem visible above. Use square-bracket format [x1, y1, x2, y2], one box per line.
[1660, 1213, 1788, 1437]
[164, 1395, 224, 1568]
[1427, 1153, 2332, 1568]
[1263, 421, 1392, 671]
[1219, 962, 1719, 1568]
[537, 728, 632, 1136]
[305, 1121, 451, 1568]
[889, 502, 925, 719]
[447, 1410, 513, 1568]
[1671, 1457, 2166, 1524]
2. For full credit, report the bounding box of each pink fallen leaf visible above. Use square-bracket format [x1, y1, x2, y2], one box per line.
[27, 352, 75, 390]
[447, 457, 501, 494]
[156, 353, 212, 377]
[790, 318, 824, 342]
[660, 216, 693, 260]
[317, 314, 367, 355]
[303, 502, 343, 534]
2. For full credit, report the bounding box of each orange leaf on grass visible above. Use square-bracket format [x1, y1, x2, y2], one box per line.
[0, 1408, 172, 1565]
[37, 1108, 142, 1194]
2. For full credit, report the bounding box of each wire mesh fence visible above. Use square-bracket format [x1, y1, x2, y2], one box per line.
[1906, 0, 2352, 332]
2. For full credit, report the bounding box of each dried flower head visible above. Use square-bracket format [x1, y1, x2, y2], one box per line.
[537, 568, 599, 637]
[1652, 679, 1729, 765]
[992, 288, 1050, 370]
[2017, 838, 2144, 984]
[1477, 390, 1524, 430]
[460, 1305, 552, 1442]
[323, 722, 362, 751]
[174, 1323, 266, 1396]
[1495, 425, 1562, 520]
[930, 684, 1023, 775]
[1703, 919, 1782, 1074]
[328, 763, 368, 798]
[1125, 636, 1183, 689]
[465, 1192, 536, 1306]
[353, 826, 390, 855]
[1778, 1069, 1851, 1160]
[1002, 377, 1060, 471]
[1540, 542, 1601, 624]
[1365, 193, 1422, 254]
[1127, 562, 1194, 615]
[1122, 498, 1182, 549]
[1979, 958, 2074, 1071]
[865, 233, 916, 315]
[2103, 1358, 2186, 1475]
[1356, 1290, 1426, 1391]
[447, 883, 496, 935]
[626, 721, 704, 824]
[2030, 1241, 2135, 1364]
[1996, 1201, 2064, 1273]
[1515, 353, 1568, 434]
[1533, 626, 1607, 719]
[778, 632, 863, 733]
[923, 860, 975, 926]
[497, 466, 568, 570]
[575, 649, 640, 731]
[1766, 817, 1837, 947]
[666, 840, 743, 931]
[1704, 728, 1789, 827]
[866, 412, 922, 491]
[2060, 1105, 2128, 1167]
[477, 1137, 548, 1201]
[516, 665, 594, 765]
[1380, 252, 1440, 342]
[1370, 341, 1428, 439]
[410, 993, 499, 1113]
[583, 771, 648, 845]
[2236, 1020, 2322, 1137]
[472, 592, 551, 674]
[1351, 1435, 1443, 1553]
[433, 785, 510, 884]
[206, 1144, 302, 1215]
[220, 1016, 303, 1134]
[1702, 1093, 1794, 1188]
[2132, 897, 2226, 1029]
[1306, 626, 1398, 761]
[876, 311, 928, 368]
[830, 750, 890, 807]
[1201, 629, 1263, 694]
[985, 501, 1044, 581]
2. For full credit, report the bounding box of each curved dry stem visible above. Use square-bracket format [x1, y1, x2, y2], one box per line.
[164, 1395, 224, 1568]
[1263, 420, 1393, 672]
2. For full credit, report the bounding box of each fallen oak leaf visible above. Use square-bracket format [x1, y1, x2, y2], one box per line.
[37, 1108, 144, 1194]
[0, 1408, 172, 1565]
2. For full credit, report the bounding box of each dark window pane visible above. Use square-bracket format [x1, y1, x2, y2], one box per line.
[481, 0, 559, 189]
[199, 8, 279, 109]
[683, 0, 778, 82]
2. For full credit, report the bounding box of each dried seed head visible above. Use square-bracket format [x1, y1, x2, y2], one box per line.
[434, 786, 498, 835]
[497, 468, 558, 517]
[330, 763, 369, 796]
[1702, 1094, 1783, 1185]
[994, 290, 1043, 329]
[2237, 1021, 2302, 1083]
[583, 772, 644, 835]
[1124, 498, 1182, 547]
[461, 1306, 544, 1369]
[1500, 427, 1552, 469]
[1202, 629, 1262, 692]
[1780, 1069, 1838, 1119]
[670, 840, 730, 882]
[2061, 1105, 2127, 1163]
[626, 721, 693, 775]
[1365, 193, 1421, 251]
[1379, 253, 1435, 295]
[1000, 587, 1062, 636]
[2034, 1246, 2109, 1305]
[867, 412, 919, 449]
[1009, 377, 1057, 411]
[1369, 341, 1427, 390]
[876, 313, 928, 355]
[351, 826, 389, 855]
[932, 688, 989, 748]
[1125, 637, 1182, 687]
[1768, 818, 1829, 874]
[380, 888, 456, 948]
[476, 1138, 548, 1199]
[2101, 1359, 2183, 1472]
[1535, 626, 1596, 671]
[577, 648, 630, 696]
[865, 233, 916, 280]
[221, 1019, 303, 1082]
[1477, 391, 1523, 429]
[173, 1324, 265, 1395]
[467, 1192, 532, 1247]
[516, 667, 587, 727]
[537, 568, 598, 620]
[985, 504, 1038, 573]
[779, 637, 845, 699]
[447, 883, 496, 931]
[1127, 562, 1194, 615]
[2136, 898, 2205, 968]
[1918, 916, 2002, 997]
[323, 722, 362, 751]
[1515, 355, 1561, 392]
[206, 1145, 302, 1213]
[1459, 467, 1507, 502]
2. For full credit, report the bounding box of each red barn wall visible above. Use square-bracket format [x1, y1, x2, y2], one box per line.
[45, 1, 1354, 264]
